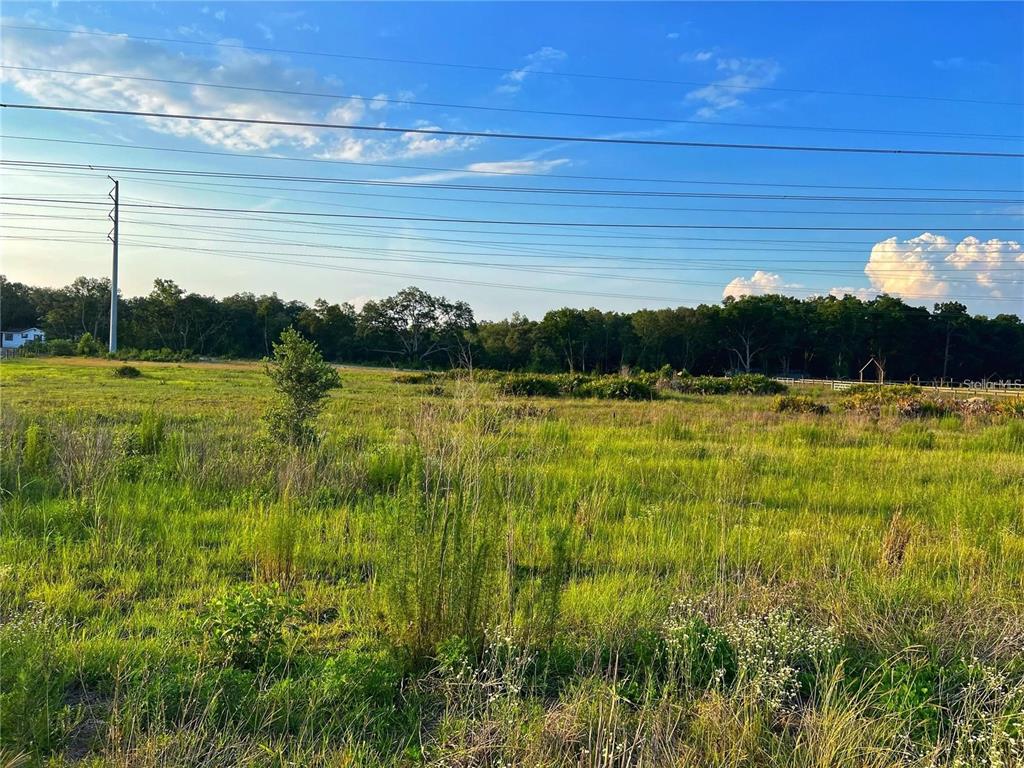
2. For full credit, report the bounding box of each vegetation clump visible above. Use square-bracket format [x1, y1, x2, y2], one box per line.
[498, 373, 563, 398]
[667, 372, 787, 396]
[263, 328, 341, 445]
[773, 395, 829, 415]
[111, 364, 142, 378]
[572, 376, 654, 400]
[392, 371, 439, 385]
[497, 372, 654, 400]
[202, 583, 300, 670]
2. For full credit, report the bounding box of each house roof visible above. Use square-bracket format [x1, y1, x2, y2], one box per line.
[2, 327, 44, 333]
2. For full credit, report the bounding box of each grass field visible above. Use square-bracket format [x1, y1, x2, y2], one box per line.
[1, 357, 1022, 767]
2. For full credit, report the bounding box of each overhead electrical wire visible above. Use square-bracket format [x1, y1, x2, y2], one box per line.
[3, 103, 1022, 158]
[2, 64, 1020, 142]
[4, 23, 1021, 107]
[7, 232, 1018, 303]
[5, 196, 1023, 232]
[8, 207, 1001, 256]
[3, 159, 1021, 204]
[5, 134, 1021, 194]
[9, 222, 1020, 278]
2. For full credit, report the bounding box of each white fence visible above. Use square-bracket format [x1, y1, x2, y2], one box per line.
[773, 376, 1024, 397]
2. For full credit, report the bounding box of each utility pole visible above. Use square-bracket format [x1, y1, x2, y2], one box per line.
[107, 177, 119, 353]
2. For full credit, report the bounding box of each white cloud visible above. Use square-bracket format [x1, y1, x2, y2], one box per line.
[679, 49, 715, 63]
[666, 32, 681, 40]
[0, 24, 473, 161]
[255, 22, 274, 41]
[400, 124, 479, 157]
[390, 157, 570, 184]
[865, 233, 1022, 302]
[683, 55, 780, 118]
[723, 270, 802, 298]
[827, 286, 877, 301]
[497, 46, 567, 95]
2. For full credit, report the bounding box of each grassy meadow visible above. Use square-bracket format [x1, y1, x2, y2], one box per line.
[1, 357, 1022, 767]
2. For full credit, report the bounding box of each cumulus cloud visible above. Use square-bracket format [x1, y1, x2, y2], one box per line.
[0, 23, 472, 160]
[497, 46, 567, 95]
[721, 233, 1023, 308]
[723, 270, 802, 299]
[682, 54, 780, 118]
[866, 233, 1022, 301]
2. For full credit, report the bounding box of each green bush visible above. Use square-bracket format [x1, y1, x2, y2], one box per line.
[573, 376, 655, 400]
[674, 376, 732, 395]
[498, 373, 562, 397]
[76, 332, 104, 357]
[392, 372, 439, 385]
[773, 395, 829, 415]
[43, 338, 76, 356]
[112, 364, 142, 378]
[729, 373, 788, 395]
[202, 583, 301, 671]
[115, 347, 194, 362]
[263, 328, 341, 445]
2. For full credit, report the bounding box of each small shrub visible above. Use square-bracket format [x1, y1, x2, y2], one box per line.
[263, 328, 341, 445]
[996, 398, 1024, 419]
[675, 376, 732, 395]
[392, 372, 438, 385]
[729, 373, 788, 395]
[498, 373, 561, 398]
[22, 423, 52, 476]
[112, 364, 141, 379]
[44, 338, 76, 356]
[773, 395, 829, 415]
[75, 332, 103, 357]
[573, 376, 655, 400]
[202, 583, 300, 670]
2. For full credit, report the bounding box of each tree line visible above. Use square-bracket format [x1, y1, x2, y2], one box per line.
[2, 275, 1022, 381]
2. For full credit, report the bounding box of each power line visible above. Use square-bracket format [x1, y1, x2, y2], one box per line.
[5, 159, 1021, 204]
[3, 63, 1020, 142]
[29, 169, 1019, 218]
[7, 209, 994, 255]
[11, 223, 1020, 278]
[6, 198, 1020, 247]
[8, 232, 1018, 303]
[5, 23, 1021, 107]
[6, 134, 1021, 194]
[6, 196, 1023, 232]
[4, 103, 1022, 158]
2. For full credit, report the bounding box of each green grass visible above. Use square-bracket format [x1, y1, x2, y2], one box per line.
[1, 357, 1022, 767]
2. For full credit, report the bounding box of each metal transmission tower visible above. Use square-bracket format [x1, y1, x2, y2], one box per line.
[107, 177, 119, 353]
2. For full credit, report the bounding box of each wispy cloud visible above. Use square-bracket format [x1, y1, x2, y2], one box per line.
[682, 54, 780, 118]
[932, 56, 993, 71]
[390, 158, 571, 185]
[497, 46, 568, 95]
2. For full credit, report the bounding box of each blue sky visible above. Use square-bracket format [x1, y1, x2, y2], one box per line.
[2, 1, 1022, 319]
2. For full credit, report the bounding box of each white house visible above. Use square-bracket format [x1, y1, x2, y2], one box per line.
[1, 327, 45, 349]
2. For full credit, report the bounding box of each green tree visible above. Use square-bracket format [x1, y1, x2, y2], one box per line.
[263, 328, 341, 445]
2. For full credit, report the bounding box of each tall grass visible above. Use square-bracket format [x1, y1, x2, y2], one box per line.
[0, 358, 1021, 766]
